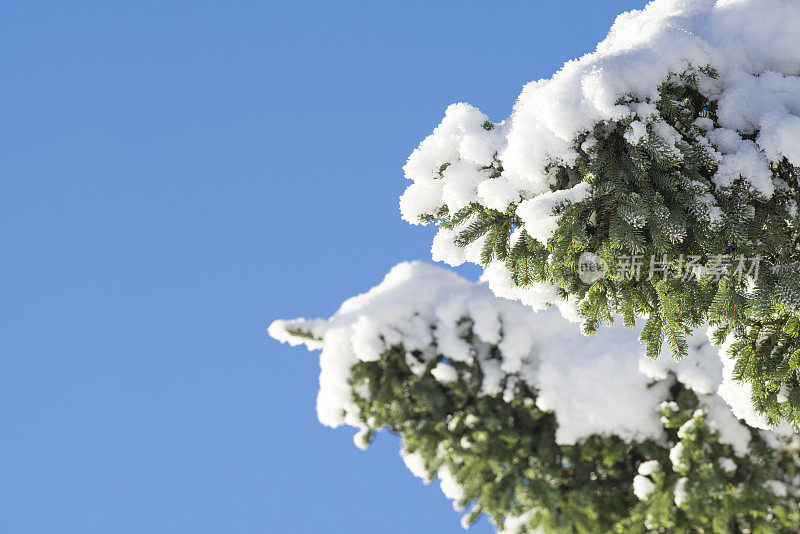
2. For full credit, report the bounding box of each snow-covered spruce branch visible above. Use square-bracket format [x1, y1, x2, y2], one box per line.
[400, 0, 800, 427]
[271, 262, 800, 532]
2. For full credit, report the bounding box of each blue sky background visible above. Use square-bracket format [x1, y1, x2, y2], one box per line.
[1, 1, 647, 532]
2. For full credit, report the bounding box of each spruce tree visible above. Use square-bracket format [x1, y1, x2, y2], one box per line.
[271, 262, 800, 532]
[271, 0, 800, 530]
[397, 1, 800, 427]
[410, 69, 800, 427]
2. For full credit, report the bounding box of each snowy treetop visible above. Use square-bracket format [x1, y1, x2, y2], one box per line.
[271, 2, 800, 526]
[270, 262, 789, 453]
[401, 0, 800, 227]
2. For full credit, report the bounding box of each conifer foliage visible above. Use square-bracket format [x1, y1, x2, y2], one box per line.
[271, 262, 800, 532]
[413, 69, 800, 427]
[398, 0, 800, 427]
[271, 0, 800, 530]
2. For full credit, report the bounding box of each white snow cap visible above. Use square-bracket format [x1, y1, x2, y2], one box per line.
[271, 261, 797, 517]
[271, 262, 664, 442]
[270, 262, 789, 449]
[402, 0, 800, 220]
[716, 334, 794, 435]
[400, 444, 431, 483]
[674, 477, 689, 506]
[401, 0, 800, 312]
[638, 460, 660, 476]
[438, 466, 465, 509]
[633, 474, 657, 500]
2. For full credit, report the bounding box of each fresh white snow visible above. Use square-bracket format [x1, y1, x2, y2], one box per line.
[400, 0, 800, 327]
[401, 0, 800, 232]
[270, 261, 793, 514]
[271, 262, 788, 449]
[633, 474, 657, 500]
[274, 0, 800, 520]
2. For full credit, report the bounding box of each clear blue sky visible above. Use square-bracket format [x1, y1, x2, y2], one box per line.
[1, 1, 647, 532]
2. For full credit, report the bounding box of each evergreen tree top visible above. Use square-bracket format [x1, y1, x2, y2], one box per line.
[272, 0, 800, 529]
[398, 0, 800, 426]
[271, 262, 800, 532]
